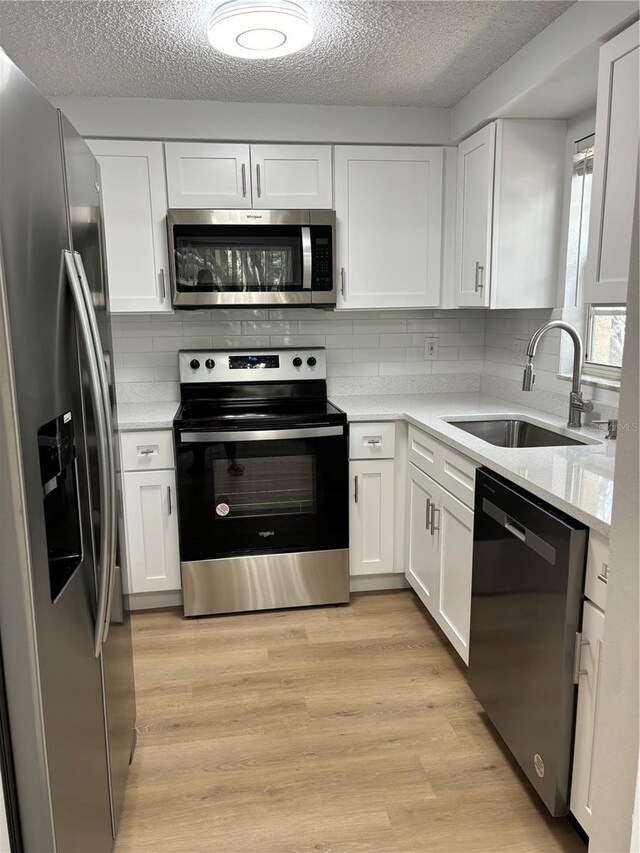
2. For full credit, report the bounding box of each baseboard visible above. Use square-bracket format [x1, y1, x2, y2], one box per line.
[349, 574, 409, 592]
[127, 590, 183, 611]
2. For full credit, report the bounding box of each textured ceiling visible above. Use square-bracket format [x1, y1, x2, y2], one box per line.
[0, 1, 574, 107]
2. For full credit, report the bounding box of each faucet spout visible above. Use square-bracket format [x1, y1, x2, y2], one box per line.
[522, 321, 593, 428]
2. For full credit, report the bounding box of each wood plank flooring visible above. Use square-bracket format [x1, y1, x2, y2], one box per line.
[114, 591, 586, 853]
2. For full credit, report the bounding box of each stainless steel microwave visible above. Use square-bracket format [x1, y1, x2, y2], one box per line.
[167, 209, 336, 308]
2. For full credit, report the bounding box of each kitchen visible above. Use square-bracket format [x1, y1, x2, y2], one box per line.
[0, 1, 638, 851]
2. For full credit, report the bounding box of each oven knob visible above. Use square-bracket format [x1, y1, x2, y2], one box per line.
[189, 359, 200, 370]
[307, 356, 317, 367]
[292, 357, 302, 368]
[205, 358, 215, 370]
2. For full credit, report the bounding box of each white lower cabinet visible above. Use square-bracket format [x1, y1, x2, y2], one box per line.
[570, 599, 606, 836]
[122, 468, 181, 594]
[406, 461, 474, 664]
[349, 459, 395, 575]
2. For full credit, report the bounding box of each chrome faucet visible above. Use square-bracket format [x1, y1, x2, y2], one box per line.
[522, 321, 593, 428]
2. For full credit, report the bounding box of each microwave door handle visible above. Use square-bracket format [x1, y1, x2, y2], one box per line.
[64, 251, 112, 658]
[301, 227, 312, 291]
[73, 251, 118, 646]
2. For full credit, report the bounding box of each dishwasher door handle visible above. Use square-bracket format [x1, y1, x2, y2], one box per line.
[504, 518, 526, 542]
[482, 497, 557, 565]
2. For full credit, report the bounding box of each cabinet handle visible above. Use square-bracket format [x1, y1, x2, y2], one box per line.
[256, 164, 261, 198]
[241, 163, 247, 197]
[159, 269, 166, 300]
[425, 498, 432, 531]
[354, 475, 358, 503]
[137, 447, 156, 456]
[572, 632, 590, 684]
[167, 485, 172, 515]
[366, 437, 381, 446]
[430, 504, 440, 536]
[475, 261, 485, 293]
[597, 563, 609, 584]
[340, 267, 346, 298]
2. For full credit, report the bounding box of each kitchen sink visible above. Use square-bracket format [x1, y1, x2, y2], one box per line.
[447, 419, 589, 448]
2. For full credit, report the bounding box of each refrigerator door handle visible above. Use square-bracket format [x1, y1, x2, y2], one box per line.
[73, 251, 118, 650]
[64, 251, 113, 657]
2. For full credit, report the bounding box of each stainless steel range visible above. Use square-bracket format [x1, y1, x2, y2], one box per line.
[173, 348, 349, 616]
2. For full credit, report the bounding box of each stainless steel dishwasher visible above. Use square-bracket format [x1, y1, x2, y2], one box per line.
[468, 468, 588, 816]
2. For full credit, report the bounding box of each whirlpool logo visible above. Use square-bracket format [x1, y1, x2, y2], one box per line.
[246, 214, 263, 220]
[258, 531, 275, 538]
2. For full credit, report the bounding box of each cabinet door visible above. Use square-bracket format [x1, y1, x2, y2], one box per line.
[122, 469, 181, 593]
[349, 460, 394, 575]
[405, 464, 439, 610]
[89, 140, 171, 313]
[431, 483, 474, 664]
[585, 23, 639, 304]
[570, 601, 606, 836]
[334, 146, 443, 309]
[454, 123, 495, 308]
[164, 142, 251, 208]
[250, 144, 332, 209]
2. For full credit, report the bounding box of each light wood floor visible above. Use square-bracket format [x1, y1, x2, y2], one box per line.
[114, 591, 586, 853]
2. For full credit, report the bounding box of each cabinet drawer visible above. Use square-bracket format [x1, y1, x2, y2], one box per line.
[120, 430, 175, 471]
[408, 425, 478, 508]
[584, 529, 609, 611]
[349, 422, 396, 459]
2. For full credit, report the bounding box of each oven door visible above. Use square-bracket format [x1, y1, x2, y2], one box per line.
[175, 425, 348, 561]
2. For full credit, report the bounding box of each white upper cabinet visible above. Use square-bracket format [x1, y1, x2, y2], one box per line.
[250, 144, 333, 209]
[585, 22, 639, 304]
[334, 146, 444, 309]
[453, 119, 566, 309]
[164, 142, 332, 209]
[89, 139, 171, 314]
[165, 142, 251, 209]
[454, 124, 495, 308]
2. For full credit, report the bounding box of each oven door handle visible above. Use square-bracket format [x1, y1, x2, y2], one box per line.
[180, 426, 344, 443]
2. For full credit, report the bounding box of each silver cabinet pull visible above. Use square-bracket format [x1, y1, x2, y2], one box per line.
[430, 503, 440, 536]
[475, 261, 485, 293]
[340, 267, 346, 297]
[572, 632, 590, 683]
[366, 437, 381, 445]
[138, 448, 155, 456]
[425, 497, 432, 531]
[354, 475, 359, 503]
[159, 269, 166, 300]
[241, 162, 247, 197]
[256, 163, 262, 197]
[597, 563, 609, 584]
[167, 485, 172, 515]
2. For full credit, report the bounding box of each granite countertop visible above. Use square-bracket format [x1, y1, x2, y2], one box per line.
[117, 402, 180, 431]
[329, 392, 615, 536]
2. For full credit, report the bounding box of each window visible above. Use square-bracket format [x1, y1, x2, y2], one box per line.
[586, 303, 626, 372]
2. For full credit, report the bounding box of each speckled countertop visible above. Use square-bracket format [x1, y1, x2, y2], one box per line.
[116, 393, 615, 535]
[330, 393, 615, 536]
[117, 402, 179, 431]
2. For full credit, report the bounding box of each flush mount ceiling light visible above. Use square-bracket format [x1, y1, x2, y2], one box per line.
[208, 0, 313, 59]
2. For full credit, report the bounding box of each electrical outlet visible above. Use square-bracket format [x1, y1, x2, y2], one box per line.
[424, 337, 438, 360]
[512, 338, 528, 364]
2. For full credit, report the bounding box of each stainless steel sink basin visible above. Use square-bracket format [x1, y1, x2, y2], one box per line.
[448, 419, 589, 448]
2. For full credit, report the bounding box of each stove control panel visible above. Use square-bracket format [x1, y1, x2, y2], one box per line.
[179, 348, 327, 384]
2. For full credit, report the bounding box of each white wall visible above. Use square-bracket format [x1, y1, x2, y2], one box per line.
[589, 176, 639, 853]
[50, 97, 451, 145]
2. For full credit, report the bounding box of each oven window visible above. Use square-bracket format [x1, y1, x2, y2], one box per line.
[173, 225, 303, 292]
[213, 449, 316, 518]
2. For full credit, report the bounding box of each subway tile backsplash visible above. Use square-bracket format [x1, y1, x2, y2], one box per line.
[113, 308, 484, 402]
[113, 306, 619, 416]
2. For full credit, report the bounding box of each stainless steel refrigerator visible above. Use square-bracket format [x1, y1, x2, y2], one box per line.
[0, 50, 136, 852]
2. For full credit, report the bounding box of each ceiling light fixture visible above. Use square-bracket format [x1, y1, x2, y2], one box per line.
[208, 0, 313, 59]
